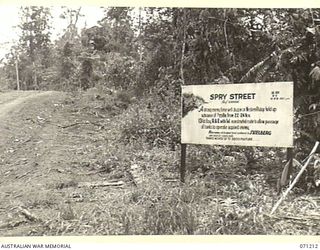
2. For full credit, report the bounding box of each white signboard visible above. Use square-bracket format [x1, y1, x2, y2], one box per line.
[181, 82, 293, 147]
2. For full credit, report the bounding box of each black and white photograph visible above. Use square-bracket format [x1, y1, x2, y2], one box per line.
[0, 5, 319, 239]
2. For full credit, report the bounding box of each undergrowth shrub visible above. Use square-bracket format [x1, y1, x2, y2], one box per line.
[113, 177, 276, 235]
[118, 179, 206, 234]
[103, 52, 138, 89]
[119, 83, 181, 148]
[80, 86, 137, 116]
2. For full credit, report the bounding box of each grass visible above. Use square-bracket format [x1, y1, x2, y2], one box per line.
[46, 89, 317, 236]
[1, 88, 319, 236]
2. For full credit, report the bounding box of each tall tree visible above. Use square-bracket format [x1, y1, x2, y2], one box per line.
[18, 6, 52, 89]
[55, 7, 83, 86]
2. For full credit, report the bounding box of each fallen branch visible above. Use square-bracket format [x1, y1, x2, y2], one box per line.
[58, 120, 104, 129]
[299, 110, 320, 119]
[84, 169, 108, 175]
[267, 214, 320, 227]
[18, 207, 42, 222]
[280, 215, 320, 221]
[16, 170, 32, 179]
[271, 141, 319, 215]
[19, 137, 32, 144]
[78, 180, 124, 188]
[164, 179, 179, 183]
[0, 219, 26, 229]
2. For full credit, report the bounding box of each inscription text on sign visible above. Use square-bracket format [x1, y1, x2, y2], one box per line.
[181, 82, 293, 148]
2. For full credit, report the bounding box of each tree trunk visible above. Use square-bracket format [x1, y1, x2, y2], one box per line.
[33, 62, 38, 90]
[15, 57, 20, 91]
[180, 9, 187, 85]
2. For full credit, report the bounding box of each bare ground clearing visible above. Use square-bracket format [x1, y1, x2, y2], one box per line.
[0, 91, 129, 236]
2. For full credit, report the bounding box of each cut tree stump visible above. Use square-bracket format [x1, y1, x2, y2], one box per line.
[78, 181, 124, 188]
[129, 164, 144, 186]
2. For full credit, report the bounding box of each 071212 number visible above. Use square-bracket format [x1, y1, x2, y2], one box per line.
[300, 244, 319, 249]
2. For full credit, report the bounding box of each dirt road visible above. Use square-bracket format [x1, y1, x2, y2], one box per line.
[0, 91, 56, 119]
[0, 91, 119, 236]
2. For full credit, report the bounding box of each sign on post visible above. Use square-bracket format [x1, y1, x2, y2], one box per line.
[181, 82, 293, 148]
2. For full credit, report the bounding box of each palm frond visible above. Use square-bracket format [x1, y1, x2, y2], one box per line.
[182, 93, 206, 117]
[310, 66, 320, 81]
[239, 52, 274, 83]
[275, 48, 293, 70]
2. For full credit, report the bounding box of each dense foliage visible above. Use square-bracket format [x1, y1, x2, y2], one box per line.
[2, 7, 320, 169]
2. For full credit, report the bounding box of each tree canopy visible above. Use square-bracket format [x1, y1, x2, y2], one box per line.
[2, 7, 320, 143]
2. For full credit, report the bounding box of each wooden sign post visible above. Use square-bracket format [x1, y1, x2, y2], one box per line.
[180, 143, 187, 183]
